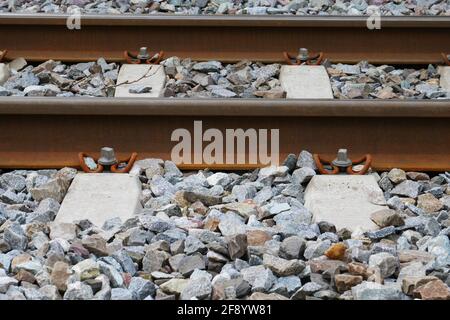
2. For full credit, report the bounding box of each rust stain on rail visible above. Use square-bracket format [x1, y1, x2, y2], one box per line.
[0, 99, 449, 171]
[0, 15, 449, 64]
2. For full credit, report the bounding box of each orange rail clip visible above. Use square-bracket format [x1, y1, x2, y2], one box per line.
[0, 50, 7, 62]
[442, 52, 450, 66]
[124, 47, 164, 65]
[78, 152, 138, 174]
[283, 51, 324, 66]
[313, 153, 372, 175]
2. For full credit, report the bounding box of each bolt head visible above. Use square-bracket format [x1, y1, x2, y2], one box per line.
[332, 148, 352, 168]
[137, 47, 150, 60]
[297, 48, 309, 60]
[98, 147, 117, 166]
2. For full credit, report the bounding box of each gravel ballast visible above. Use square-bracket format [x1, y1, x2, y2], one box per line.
[0, 153, 450, 300]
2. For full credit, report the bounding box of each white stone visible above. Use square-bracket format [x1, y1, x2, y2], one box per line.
[279, 65, 333, 99]
[0, 63, 10, 85]
[439, 66, 450, 92]
[304, 175, 387, 231]
[8, 58, 27, 72]
[115, 64, 165, 98]
[56, 173, 142, 227]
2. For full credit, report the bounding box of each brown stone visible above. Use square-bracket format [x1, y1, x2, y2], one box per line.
[370, 209, 404, 228]
[398, 250, 435, 264]
[183, 191, 222, 207]
[51, 261, 71, 292]
[413, 279, 450, 300]
[204, 218, 220, 232]
[308, 258, 347, 274]
[11, 253, 32, 273]
[246, 230, 272, 246]
[69, 242, 90, 258]
[15, 269, 36, 284]
[417, 193, 444, 214]
[190, 200, 208, 215]
[325, 243, 347, 261]
[227, 234, 247, 260]
[401, 276, 439, 296]
[81, 234, 110, 256]
[253, 88, 286, 99]
[348, 262, 369, 278]
[366, 266, 384, 284]
[400, 198, 416, 206]
[248, 292, 289, 300]
[406, 172, 430, 181]
[25, 222, 49, 238]
[334, 274, 363, 293]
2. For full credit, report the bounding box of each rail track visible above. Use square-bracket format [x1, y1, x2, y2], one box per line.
[0, 14, 450, 171]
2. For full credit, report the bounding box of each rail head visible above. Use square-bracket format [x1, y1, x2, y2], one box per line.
[1, 14, 450, 28]
[1, 97, 450, 118]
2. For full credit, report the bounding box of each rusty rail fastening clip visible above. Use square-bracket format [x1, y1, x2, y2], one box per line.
[284, 48, 324, 65]
[79, 147, 138, 174]
[124, 47, 164, 64]
[0, 50, 7, 62]
[441, 52, 450, 66]
[313, 149, 372, 175]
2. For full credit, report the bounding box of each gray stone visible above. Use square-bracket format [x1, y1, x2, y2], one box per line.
[3, 222, 27, 251]
[98, 261, 123, 288]
[27, 198, 60, 223]
[296, 150, 317, 170]
[241, 265, 276, 293]
[142, 249, 170, 273]
[391, 180, 421, 199]
[184, 235, 207, 255]
[292, 167, 316, 185]
[129, 85, 152, 94]
[192, 61, 222, 73]
[304, 240, 331, 260]
[387, 168, 407, 184]
[178, 254, 206, 277]
[111, 288, 134, 300]
[368, 252, 398, 278]
[352, 282, 407, 300]
[231, 184, 257, 202]
[0, 276, 18, 293]
[218, 214, 246, 237]
[63, 282, 94, 300]
[365, 226, 396, 240]
[39, 285, 62, 300]
[263, 254, 305, 276]
[280, 236, 306, 259]
[180, 276, 212, 300]
[112, 250, 137, 276]
[0, 173, 26, 192]
[128, 277, 156, 300]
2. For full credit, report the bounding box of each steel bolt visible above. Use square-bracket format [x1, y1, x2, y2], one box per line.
[332, 148, 353, 168]
[298, 48, 309, 61]
[98, 147, 118, 166]
[137, 47, 150, 60]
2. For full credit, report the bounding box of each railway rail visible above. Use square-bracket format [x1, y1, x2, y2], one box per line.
[0, 14, 450, 172]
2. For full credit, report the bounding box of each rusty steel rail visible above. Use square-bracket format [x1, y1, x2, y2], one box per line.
[0, 98, 449, 172]
[1, 14, 450, 64]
